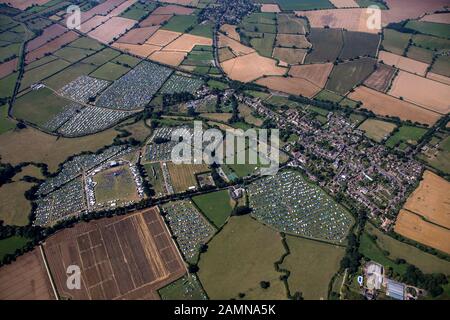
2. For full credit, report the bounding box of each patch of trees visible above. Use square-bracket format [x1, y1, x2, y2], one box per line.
[402, 265, 448, 297]
[162, 92, 195, 106]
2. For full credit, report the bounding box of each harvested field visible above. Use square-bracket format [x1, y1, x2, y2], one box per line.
[421, 13, 450, 24]
[221, 52, 286, 82]
[164, 34, 212, 52]
[43, 207, 186, 300]
[304, 28, 343, 63]
[363, 63, 396, 92]
[272, 47, 307, 65]
[329, 0, 359, 8]
[340, 31, 380, 60]
[276, 34, 311, 48]
[25, 31, 79, 63]
[348, 86, 441, 126]
[0, 248, 55, 300]
[427, 72, 450, 85]
[218, 33, 255, 56]
[0, 58, 17, 79]
[358, 118, 397, 142]
[378, 51, 428, 76]
[382, 0, 449, 25]
[26, 23, 67, 52]
[288, 63, 333, 88]
[149, 50, 186, 66]
[88, 17, 137, 44]
[140, 14, 173, 27]
[0, 0, 50, 10]
[113, 42, 161, 58]
[395, 209, 450, 255]
[325, 57, 376, 95]
[116, 26, 160, 44]
[296, 8, 381, 33]
[218, 47, 236, 62]
[403, 170, 450, 229]
[146, 29, 181, 46]
[200, 113, 233, 122]
[80, 15, 110, 33]
[0, 180, 35, 226]
[152, 4, 194, 15]
[166, 163, 209, 193]
[261, 4, 281, 12]
[220, 24, 240, 41]
[389, 71, 450, 114]
[256, 76, 321, 98]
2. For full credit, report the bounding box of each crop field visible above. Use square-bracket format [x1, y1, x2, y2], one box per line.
[280, 236, 345, 300]
[192, 190, 233, 228]
[277, 14, 308, 34]
[248, 170, 353, 243]
[198, 215, 287, 300]
[289, 63, 333, 88]
[0, 248, 56, 300]
[120, 0, 157, 21]
[25, 31, 79, 63]
[363, 63, 396, 92]
[81, 47, 121, 66]
[364, 223, 450, 275]
[161, 200, 215, 262]
[0, 236, 29, 260]
[97, 61, 172, 110]
[117, 26, 160, 45]
[379, 51, 428, 76]
[88, 17, 137, 44]
[406, 46, 434, 64]
[385, 125, 427, 149]
[431, 55, 450, 78]
[272, 47, 307, 65]
[314, 89, 343, 103]
[158, 274, 207, 300]
[256, 76, 321, 98]
[166, 162, 210, 193]
[381, 29, 411, 55]
[395, 209, 450, 255]
[358, 119, 397, 143]
[19, 58, 71, 91]
[43, 207, 186, 299]
[276, 34, 311, 49]
[405, 20, 450, 39]
[340, 31, 380, 60]
[325, 58, 376, 95]
[348, 86, 441, 126]
[93, 165, 139, 205]
[402, 170, 450, 229]
[304, 28, 343, 64]
[89, 62, 130, 81]
[144, 162, 166, 197]
[388, 71, 450, 115]
[238, 103, 263, 126]
[162, 15, 198, 33]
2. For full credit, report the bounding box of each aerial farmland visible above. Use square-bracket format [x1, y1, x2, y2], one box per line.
[0, 0, 449, 306]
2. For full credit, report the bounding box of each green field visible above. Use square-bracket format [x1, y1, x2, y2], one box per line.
[90, 62, 130, 81]
[405, 21, 450, 39]
[315, 89, 343, 103]
[189, 21, 214, 39]
[365, 223, 450, 275]
[250, 33, 276, 57]
[81, 48, 121, 66]
[382, 29, 411, 55]
[269, 0, 334, 11]
[43, 62, 97, 90]
[358, 118, 397, 143]
[111, 54, 141, 68]
[53, 46, 94, 63]
[0, 180, 35, 226]
[68, 36, 105, 51]
[162, 15, 198, 33]
[406, 46, 434, 64]
[192, 190, 233, 228]
[120, 1, 156, 21]
[198, 215, 287, 300]
[0, 236, 30, 260]
[356, 0, 388, 9]
[207, 79, 228, 90]
[0, 104, 15, 135]
[144, 162, 165, 197]
[412, 34, 450, 52]
[158, 275, 207, 300]
[13, 88, 70, 126]
[418, 135, 450, 174]
[340, 98, 360, 109]
[431, 55, 450, 78]
[280, 235, 345, 300]
[325, 57, 376, 95]
[385, 125, 427, 148]
[20, 58, 71, 91]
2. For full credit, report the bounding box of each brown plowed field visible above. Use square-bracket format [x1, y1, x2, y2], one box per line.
[403, 170, 450, 229]
[112, 42, 161, 57]
[25, 31, 79, 63]
[0, 248, 56, 300]
[139, 14, 173, 27]
[0, 0, 50, 10]
[0, 58, 18, 79]
[220, 24, 240, 42]
[151, 4, 194, 15]
[329, 0, 359, 8]
[276, 34, 311, 48]
[420, 13, 450, 24]
[389, 71, 450, 114]
[288, 63, 333, 88]
[80, 15, 110, 33]
[427, 72, 450, 85]
[364, 63, 397, 92]
[117, 26, 160, 44]
[395, 209, 450, 255]
[26, 24, 68, 52]
[382, 0, 449, 25]
[378, 51, 428, 76]
[149, 50, 186, 66]
[146, 29, 181, 46]
[164, 34, 212, 52]
[256, 76, 321, 98]
[43, 207, 185, 300]
[348, 86, 441, 126]
[218, 33, 255, 56]
[261, 4, 281, 12]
